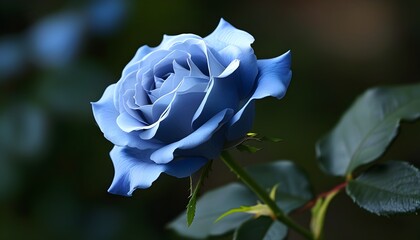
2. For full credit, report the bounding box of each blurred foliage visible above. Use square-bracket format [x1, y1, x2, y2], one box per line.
[0, 0, 419, 239]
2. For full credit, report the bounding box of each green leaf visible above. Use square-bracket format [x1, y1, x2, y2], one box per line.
[316, 83, 420, 176]
[246, 161, 313, 213]
[186, 161, 212, 226]
[234, 217, 287, 240]
[346, 161, 420, 215]
[168, 183, 257, 239]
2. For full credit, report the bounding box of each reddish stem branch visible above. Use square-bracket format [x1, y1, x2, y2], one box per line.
[295, 181, 348, 214]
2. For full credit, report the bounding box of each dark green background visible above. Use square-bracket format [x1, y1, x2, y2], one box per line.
[1, 0, 419, 239]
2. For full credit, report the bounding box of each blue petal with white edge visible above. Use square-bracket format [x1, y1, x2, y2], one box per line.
[226, 51, 292, 141]
[108, 146, 208, 196]
[159, 34, 202, 50]
[92, 84, 162, 150]
[205, 18, 255, 51]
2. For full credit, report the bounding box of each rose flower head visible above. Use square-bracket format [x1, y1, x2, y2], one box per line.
[92, 19, 291, 196]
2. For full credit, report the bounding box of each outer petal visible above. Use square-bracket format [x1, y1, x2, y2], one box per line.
[159, 34, 202, 50]
[108, 147, 163, 196]
[206, 19, 258, 100]
[150, 108, 234, 164]
[92, 84, 161, 150]
[108, 146, 208, 196]
[226, 51, 292, 141]
[204, 18, 255, 51]
[92, 84, 129, 144]
[253, 51, 291, 99]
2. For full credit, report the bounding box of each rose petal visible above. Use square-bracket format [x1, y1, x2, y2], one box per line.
[158, 60, 189, 96]
[206, 48, 225, 77]
[138, 50, 172, 90]
[108, 147, 163, 196]
[253, 50, 291, 99]
[226, 51, 292, 141]
[116, 50, 171, 110]
[226, 101, 256, 142]
[218, 45, 258, 98]
[151, 87, 178, 121]
[154, 76, 164, 89]
[159, 34, 202, 50]
[115, 70, 137, 111]
[137, 94, 174, 139]
[169, 39, 209, 75]
[92, 84, 126, 141]
[153, 50, 189, 78]
[116, 112, 146, 132]
[130, 78, 182, 134]
[187, 58, 207, 78]
[91, 84, 161, 149]
[205, 19, 258, 99]
[133, 83, 149, 107]
[108, 146, 208, 196]
[122, 89, 144, 121]
[192, 59, 240, 128]
[138, 76, 201, 139]
[174, 125, 226, 161]
[139, 49, 172, 70]
[141, 77, 208, 141]
[150, 108, 234, 164]
[177, 76, 208, 93]
[204, 18, 255, 51]
[153, 91, 205, 142]
[218, 58, 240, 78]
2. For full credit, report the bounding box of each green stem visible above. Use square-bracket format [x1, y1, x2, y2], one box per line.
[220, 151, 313, 240]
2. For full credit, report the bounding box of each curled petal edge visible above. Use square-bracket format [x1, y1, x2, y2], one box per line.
[108, 146, 207, 196]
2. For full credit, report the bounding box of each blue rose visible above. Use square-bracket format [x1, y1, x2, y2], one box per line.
[92, 19, 291, 196]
